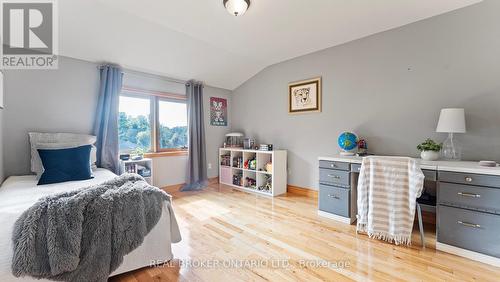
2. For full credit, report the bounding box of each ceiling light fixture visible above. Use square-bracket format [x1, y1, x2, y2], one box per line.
[223, 0, 250, 17]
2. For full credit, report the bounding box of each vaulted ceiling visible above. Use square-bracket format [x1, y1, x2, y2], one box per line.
[60, 0, 481, 90]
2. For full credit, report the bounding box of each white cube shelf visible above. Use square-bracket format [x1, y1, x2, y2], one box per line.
[219, 148, 287, 197]
[119, 158, 153, 185]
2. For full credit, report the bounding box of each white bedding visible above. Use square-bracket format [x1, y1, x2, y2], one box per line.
[0, 169, 176, 281]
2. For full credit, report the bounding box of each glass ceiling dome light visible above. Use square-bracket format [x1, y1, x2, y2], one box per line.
[223, 0, 250, 17]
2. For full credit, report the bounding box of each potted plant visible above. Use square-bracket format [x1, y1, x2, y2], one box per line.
[417, 139, 442, 161]
[131, 147, 146, 160]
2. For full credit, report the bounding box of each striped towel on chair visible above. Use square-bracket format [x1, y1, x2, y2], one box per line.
[356, 156, 425, 245]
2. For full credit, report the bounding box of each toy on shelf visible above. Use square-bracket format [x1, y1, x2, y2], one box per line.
[265, 162, 272, 173]
[245, 177, 256, 189]
[244, 157, 257, 170]
[249, 159, 257, 170]
[258, 175, 272, 193]
[233, 173, 243, 186]
[233, 157, 243, 168]
[357, 139, 368, 156]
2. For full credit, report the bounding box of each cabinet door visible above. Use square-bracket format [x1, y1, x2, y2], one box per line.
[220, 167, 232, 184]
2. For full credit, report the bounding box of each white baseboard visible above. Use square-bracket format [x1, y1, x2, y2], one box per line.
[317, 210, 355, 224]
[436, 242, 500, 267]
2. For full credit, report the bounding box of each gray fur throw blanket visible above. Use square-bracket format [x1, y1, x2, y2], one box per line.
[11, 173, 177, 282]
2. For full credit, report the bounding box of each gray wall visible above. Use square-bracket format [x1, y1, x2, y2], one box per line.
[4, 57, 100, 177]
[0, 108, 4, 183]
[3, 56, 231, 180]
[231, 0, 500, 189]
[204, 86, 232, 178]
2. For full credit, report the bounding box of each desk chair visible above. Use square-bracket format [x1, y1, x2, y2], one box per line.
[416, 202, 425, 247]
[357, 156, 426, 247]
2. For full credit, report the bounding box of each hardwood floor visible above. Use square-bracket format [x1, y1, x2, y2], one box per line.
[111, 182, 500, 282]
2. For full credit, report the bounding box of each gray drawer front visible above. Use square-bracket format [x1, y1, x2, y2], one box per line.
[438, 205, 500, 258]
[319, 169, 350, 187]
[438, 182, 500, 214]
[439, 171, 500, 188]
[319, 160, 350, 171]
[422, 169, 437, 181]
[319, 185, 350, 217]
[351, 164, 362, 173]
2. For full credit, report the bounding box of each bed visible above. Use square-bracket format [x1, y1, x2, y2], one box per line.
[0, 168, 179, 282]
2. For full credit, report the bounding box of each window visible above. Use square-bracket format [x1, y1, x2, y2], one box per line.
[119, 96, 152, 152]
[158, 99, 188, 150]
[118, 88, 187, 154]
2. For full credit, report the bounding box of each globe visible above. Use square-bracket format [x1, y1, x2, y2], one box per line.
[338, 132, 358, 153]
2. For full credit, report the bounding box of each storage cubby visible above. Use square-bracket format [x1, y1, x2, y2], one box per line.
[232, 168, 243, 187]
[257, 173, 272, 194]
[231, 151, 243, 168]
[219, 148, 287, 197]
[243, 152, 257, 170]
[243, 170, 257, 189]
[119, 158, 153, 185]
[257, 152, 272, 174]
[220, 150, 231, 167]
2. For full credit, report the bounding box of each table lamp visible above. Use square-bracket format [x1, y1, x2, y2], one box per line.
[436, 108, 466, 160]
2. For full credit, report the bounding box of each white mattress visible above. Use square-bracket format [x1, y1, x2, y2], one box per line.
[0, 169, 177, 281]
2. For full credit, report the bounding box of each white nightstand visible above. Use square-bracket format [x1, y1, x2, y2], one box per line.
[119, 158, 153, 185]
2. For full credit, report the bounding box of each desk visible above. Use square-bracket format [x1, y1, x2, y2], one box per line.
[318, 155, 500, 267]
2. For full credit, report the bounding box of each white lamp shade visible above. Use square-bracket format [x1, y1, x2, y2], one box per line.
[436, 108, 466, 133]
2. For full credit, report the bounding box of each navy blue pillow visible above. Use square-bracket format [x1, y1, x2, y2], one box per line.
[37, 145, 94, 185]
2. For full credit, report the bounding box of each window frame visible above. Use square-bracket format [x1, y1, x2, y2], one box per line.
[118, 92, 154, 153]
[120, 86, 188, 156]
[155, 97, 189, 153]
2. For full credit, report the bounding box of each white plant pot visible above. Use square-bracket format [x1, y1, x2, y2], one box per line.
[421, 150, 440, 161]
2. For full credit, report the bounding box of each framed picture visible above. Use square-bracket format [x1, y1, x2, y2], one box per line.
[288, 77, 321, 113]
[210, 97, 227, 126]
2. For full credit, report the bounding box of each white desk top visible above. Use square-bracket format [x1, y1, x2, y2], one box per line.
[319, 155, 500, 176]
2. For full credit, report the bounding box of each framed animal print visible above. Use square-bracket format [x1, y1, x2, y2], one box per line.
[210, 97, 227, 126]
[288, 77, 321, 113]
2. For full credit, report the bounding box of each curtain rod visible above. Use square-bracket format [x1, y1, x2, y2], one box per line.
[97, 65, 187, 85]
[123, 68, 187, 85]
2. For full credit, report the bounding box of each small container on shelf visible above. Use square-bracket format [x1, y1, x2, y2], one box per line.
[243, 138, 255, 149]
[259, 144, 273, 151]
[233, 156, 243, 168]
[220, 154, 231, 166]
[225, 133, 244, 148]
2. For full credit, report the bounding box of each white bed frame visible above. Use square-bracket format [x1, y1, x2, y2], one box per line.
[0, 170, 177, 282]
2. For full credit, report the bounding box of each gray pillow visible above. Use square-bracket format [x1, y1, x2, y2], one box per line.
[29, 132, 97, 176]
